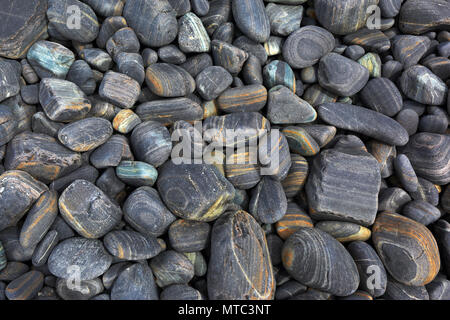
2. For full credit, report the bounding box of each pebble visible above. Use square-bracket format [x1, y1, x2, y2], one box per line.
[56, 277, 103, 300]
[111, 263, 158, 300]
[318, 53, 370, 96]
[347, 241, 387, 297]
[123, 0, 178, 47]
[5, 271, 44, 300]
[201, 0, 231, 36]
[0, 242, 5, 271]
[357, 52, 382, 78]
[123, 187, 176, 237]
[282, 227, 359, 296]
[88, 135, 133, 169]
[0, 170, 47, 231]
[434, 220, 450, 276]
[343, 29, 391, 53]
[366, 140, 394, 178]
[399, 0, 450, 35]
[47, 0, 100, 43]
[66, 60, 96, 95]
[196, 66, 233, 100]
[116, 161, 158, 187]
[402, 200, 441, 226]
[393, 35, 431, 69]
[318, 103, 409, 146]
[400, 65, 448, 106]
[0, 262, 29, 281]
[224, 150, 261, 190]
[130, 121, 172, 167]
[96, 16, 127, 48]
[217, 84, 267, 113]
[426, 276, 450, 300]
[283, 26, 334, 69]
[104, 230, 162, 260]
[157, 162, 234, 222]
[48, 237, 112, 280]
[99, 71, 140, 109]
[58, 117, 113, 152]
[396, 109, 419, 136]
[378, 187, 412, 212]
[360, 77, 403, 117]
[150, 250, 195, 287]
[168, 220, 210, 252]
[161, 284, 203, 300]
[372, 212, 440, 286]
[113, 109, 141, 134]
[394, 154, 419, 192]
[32, 230, 59, 267]
[146, 63, 195, 98]
[410, 177, 440, 206]
[419, 115, 448, 134]
[106, 27, 140, 58]
[263, 60, 296, 92]
[345, 45, 366, 60]
[401, 133, 450, 185]
[266, 3, 303, 37]
[258, 130, 291, 180]
[384, 277, 429, 300]
[0, 61, 20, 103]
[282, 126, 320, 156]
[281, 155, 308, 198]
[232, 0, 270, 43]
[27, 41, 75, 79]
[0, 108, 17, 147]
[299, 124, 336, 148]
[211, 40, 248, 75]
[249, 176, 287, 224]
[179, 13, 211, 53]
[315, 221, 371, 243]
[59, 179, 122, 238]
[80, 48, 113, 72]
[305, 145, 381, 226]
[208, 210, 275, 299]
[267, 86, 316, 124]
[158, 45, 186, 65]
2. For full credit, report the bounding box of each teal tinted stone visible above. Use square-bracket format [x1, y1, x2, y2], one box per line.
[27, 41, 75, 79]
[263, 60, 296, 92]
[0, 241, 6, 271]
[116, 161, 158, 187]
[357, 53, 382, 78]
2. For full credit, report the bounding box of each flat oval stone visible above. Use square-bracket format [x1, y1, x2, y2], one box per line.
[400, 133, 450, 185]
[282, 126, 320, 156]
[116, 161, 158, 187]
[318, 103, 410, 146]
[39, 78, 91, 123]
[5, 271, 43, 300]
[0, 261, 28, 281]
[168, 219, 211, 252]
[315, 221, 371, 243]
[47, 0, 100, 43]
[58, 118, 113, 152]
[31, 230, 59, 267]
[394, 154, 419, 192]
[136, 98, 203, 126]
[249, 177, 287, 224]
[282, 227, 360, 296]
[208, 210, 275, 299]
[399, 65, 448, 106]
[399, 0, 450, 35]
[99, 71, 141, 109]
[305, 146, 381, 226]
[123, 0, 177, 47]
[217, 84, 267, 113]
[83, 0, 124, 17]
[27, 41, 75, 79]
[393, 35, 431, 69]
[318, 53, 370, 96]
[263, 60, 296, 92]
[347, 241, 387, 297]
[0, 0, 47, 59]
[314, 0, 378, 35]
[111, 263, 158, 300]
[59, 179, 122, 238]
[211, 40, 249, 75]
[196, 66, 232, 101]
[419, 115, 448, 134]
[224, 151, 261, 190]
[19, 190, 58, 249]
[360, 77, 403, 117]
[372, 212, 440, 286]
[130, 121, 172, 167]
[150, 250, 194, 287]
[178, 12, 211, 53]
[157, 162, 235, 222]
[48, 237, 112, 280]
[124, 186, 176, 237]
[281, 154, 308, 198]
[104, 230, 162, 260]
[5, 132, 82, 183]
[267, 86, 316, 124]
[282, 26, 334, 69]
[0, 170, 48, 232]
[403, 200, 441, 226]
[266, 3, 303, 36]
[145, 63, 195, 98]
[232, 0, 270, 43]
